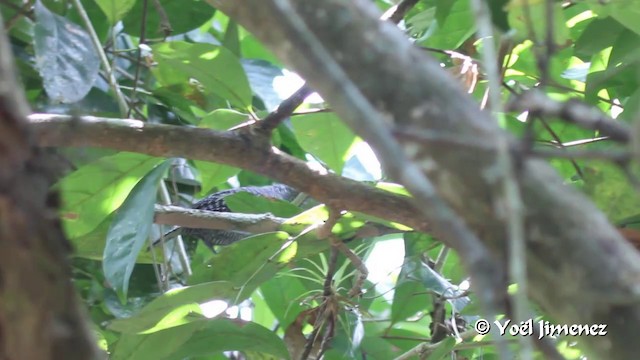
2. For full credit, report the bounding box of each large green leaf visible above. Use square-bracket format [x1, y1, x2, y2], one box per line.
[507, 0, 569, 46]
[414, 0, 475, 49]
[587, 0, 640, 36]
[71, 212, 158, 264]
[292, 112, 358, 173]
[582, 163, 640, 222]
[259, 275, 307, 329]
[223, 20, 241, 57]
[94, 0, 136, 24]
[109, 281, 238, 334]
[112, 319, 290, 360]
[59, 152, 163, 239]
[575, 18, 625, 58]
[193, 162, 239, 197]
[242, 59, 285, 111]
[225, 191, 303, 217]
[104, 160, 172, 301]
[425, 337, 457, 360]
[151, 42, 252, 109]
[33, 0, 100, 103]
[188, 232, 295, 296]
[122, 0, 213, 36]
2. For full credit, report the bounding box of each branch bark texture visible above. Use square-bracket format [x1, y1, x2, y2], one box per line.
[0, 17, 101, 360]
[204, 1, 640, 358]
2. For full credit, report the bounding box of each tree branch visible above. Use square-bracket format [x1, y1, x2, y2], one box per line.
[205, 1, 640, 358]
[154, 204, 287, 233]
[255, 84, 314, 133]
[0, 16, 101, 360]
[508, 90, 631, 143]
[28, 113, 430, 236]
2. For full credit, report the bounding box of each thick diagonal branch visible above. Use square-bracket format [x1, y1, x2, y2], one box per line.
[205, 1, 640, 358]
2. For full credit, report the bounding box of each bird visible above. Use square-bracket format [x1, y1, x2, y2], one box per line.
[154, 184, 301, 251]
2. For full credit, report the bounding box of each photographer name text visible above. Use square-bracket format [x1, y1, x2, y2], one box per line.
[474, 319, 607, 339]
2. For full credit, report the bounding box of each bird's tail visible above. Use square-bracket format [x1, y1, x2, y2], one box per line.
[149, 226, 183, 249]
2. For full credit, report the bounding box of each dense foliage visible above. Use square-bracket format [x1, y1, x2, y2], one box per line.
[2, 0, 640, 358]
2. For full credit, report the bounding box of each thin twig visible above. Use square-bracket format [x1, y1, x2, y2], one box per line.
[529, 147, 629, 163]
[299, 317, 323, 360]
[380, 0, 419, 23]
[317, 209, 369, 298]
[331, 235, 368, 298]
[257, 0, 419, 136]
[127, 0, 150, 118]
[151, 0, 172, 37]
[4, 0, 34, 30]
[70, 0, 129, 115]
[542, 0, 556, 87]
[508, 90, 631, 143]
[300, 246, 339, 360]
[158, 185, 192, 277]
[433, 246, 449, 272]
[256, 84, 314, 133]
[536, 116, 584, 178]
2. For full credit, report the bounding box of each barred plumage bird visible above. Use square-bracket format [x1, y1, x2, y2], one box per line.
[156, 184, 300, 250]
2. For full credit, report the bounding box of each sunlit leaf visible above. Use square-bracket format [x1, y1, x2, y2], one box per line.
[292, 112, 358, 173]
[94, 0, 136, 24]
[112, 318, 289, 359]
[109, 281, 238, 333]
[58, 152, 163, 239]
[151, 42, 252, 108]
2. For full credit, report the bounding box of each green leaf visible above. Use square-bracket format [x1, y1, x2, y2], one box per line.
[109, 281, 239, 333]
[223, 20, 241, 57]
[587, 0, 640, 36]
[193, 162, 239, 196]
[225, 192, 303, 217]
[33, 0, 100, 103]
[243, 59, 285, 111]
[259, 275, 307, 329]
[292, 112, 358, 173]
[151, 41, 253, 109]
[94, 0, 136, 24]
[104, 160, 172, 301]
[417, 0, 475, 49]
[71, 211, 158, 264]
[241, 34, 282, 66]
[425, 337, 457, 360]
[575, 18, 625, 57]
[112, 319, 290, 360]
[251, 289, 278, 330]
[152, 85, 212, 123]
[358, 325, 404, 358]
[59, 152, 163, 239]
[582, 163, 640, 222]
[193, 110, 246, 193]
[122, 0, 213, 37]
[390, 279, 431, 324]
[507, 0, 569, 46]
[189, 232, 295, 300]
